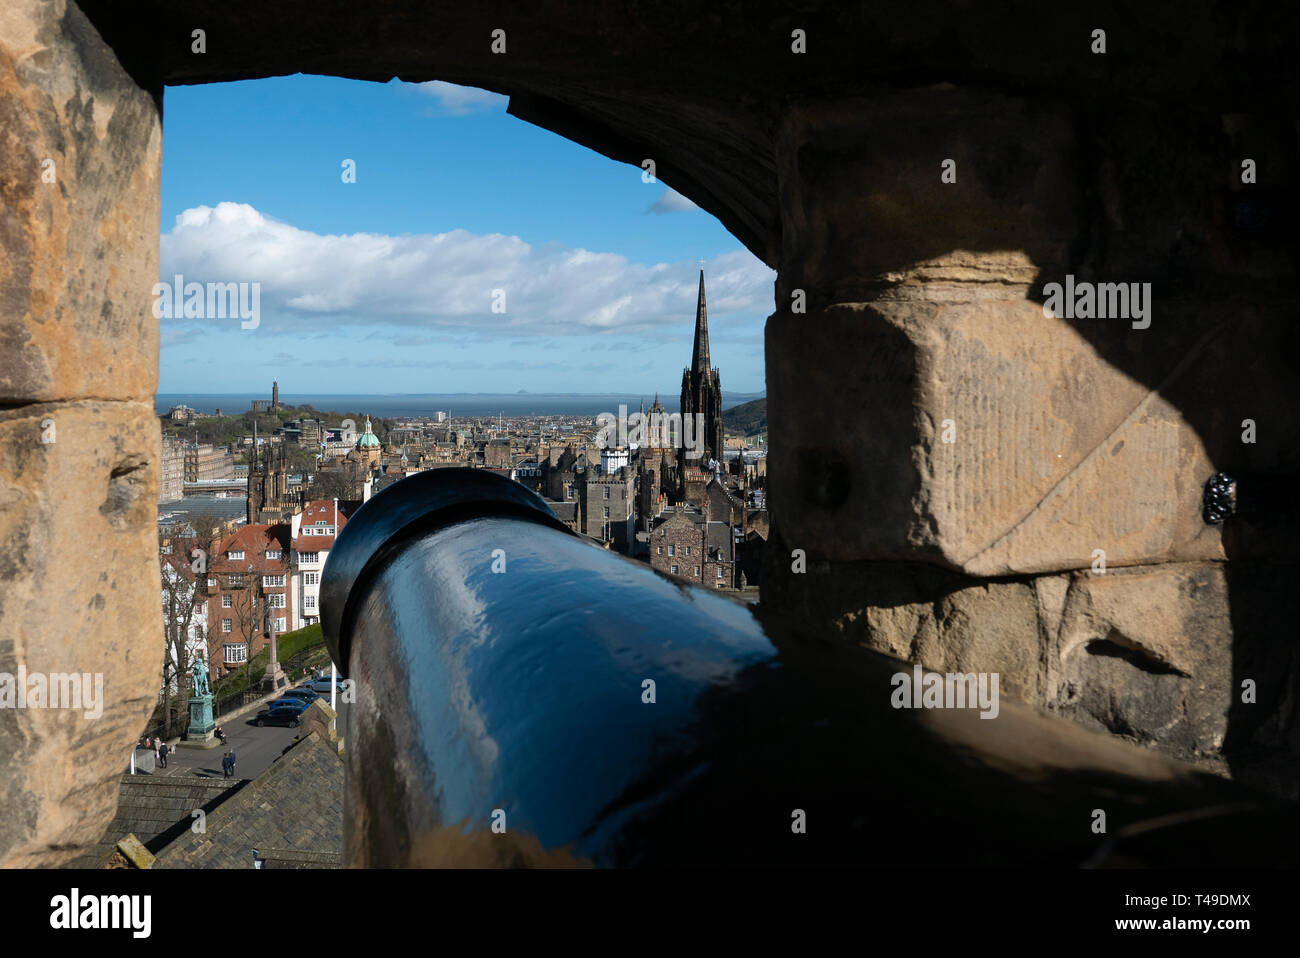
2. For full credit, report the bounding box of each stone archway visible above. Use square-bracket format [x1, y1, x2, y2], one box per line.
[3, 0, 1297, 865]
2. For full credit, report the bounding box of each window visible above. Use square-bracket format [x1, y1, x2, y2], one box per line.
[305, 594, 317, 610]
[159, 545, 172, 555]
[685, 546, 691, 556]
[262, 574, 286, 588]
[603, 507, 610, 519]
[657, 546, 662, 555]
[668, 544, 675, 556]
[268, 593, 286, 609]
[222, 619, 232, 633]
[694, 566, 700, 577]
[315, 520, 327, 525]
[299, 552, 319, 564]
[670, 565, 678, 574]
[228, 550, 244, 560]
[266, 550, 282, 560]
[304, 572, 319, 586]
[207, 577, 216, 587]
[227, 574, 243, 587]
[717, 568, 725, 579]
[223, 643, 247, 664]
[275, 617, 287, 633]
[603, 487, 610, 499]
[222, 594, 231, 608]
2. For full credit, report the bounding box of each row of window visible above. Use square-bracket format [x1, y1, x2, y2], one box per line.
[667, 565, 727, 580]
[301, 526, 335, 536]
[658, 544, 693, 556]
[227, 549, 283, 560]
[224, 549, 319, 563]
[220, 592, 286, 609]
[219, 617, 287, 633]
[207, 569, 318, 590]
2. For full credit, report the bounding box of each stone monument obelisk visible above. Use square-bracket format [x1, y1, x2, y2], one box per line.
[263, 614, 288, 693]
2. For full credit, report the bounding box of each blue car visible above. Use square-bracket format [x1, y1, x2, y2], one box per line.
[282, 687, 320, 704]
[268, 696, 311, 714]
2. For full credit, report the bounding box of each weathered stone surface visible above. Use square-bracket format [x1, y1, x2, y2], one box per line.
[768, 87, 1300, 578]
[766, 300, 1285, 577]
[0, 401, 161, 867]
[0, 0, 160, 404]
[776, 89, 1078, 304]
[764, 541, 1300, 793]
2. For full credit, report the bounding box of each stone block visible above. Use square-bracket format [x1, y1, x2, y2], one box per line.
[0, 0, 160, 404]
[0, 400, 162, 867]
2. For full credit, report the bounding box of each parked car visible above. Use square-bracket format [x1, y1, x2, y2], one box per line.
[267, 696, 312, 714]
[307, 674, 346, 695]
[282, 687, 320, 703]
[255, 702, 305, 728]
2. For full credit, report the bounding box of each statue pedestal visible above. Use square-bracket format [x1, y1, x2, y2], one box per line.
[262, 662, 288, 694]
[188, 693, 214, 738]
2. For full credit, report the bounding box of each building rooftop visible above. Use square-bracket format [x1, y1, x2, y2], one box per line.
[65, 774, 243, 868]
[152, 732, 343, 869]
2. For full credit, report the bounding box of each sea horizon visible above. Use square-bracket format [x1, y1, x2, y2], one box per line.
[155, 391, 765, 418]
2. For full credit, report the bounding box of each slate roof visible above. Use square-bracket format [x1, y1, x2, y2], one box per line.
[66, 775, 242, 868]
[549, 501, 578, 523]
[706, 521, 734, 559]
[151, 732, 343, 869]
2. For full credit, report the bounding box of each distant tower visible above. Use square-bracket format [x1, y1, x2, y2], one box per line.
[247, 420, 262, 525]
[271, 380, 280, 410]
[356, 417, 382, 465]
[679, 269, 723, 467]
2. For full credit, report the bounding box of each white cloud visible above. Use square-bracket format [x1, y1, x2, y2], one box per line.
[159, 202, 774, 337]
[647, 187, 699, 215]
[411, 81, 509, 115]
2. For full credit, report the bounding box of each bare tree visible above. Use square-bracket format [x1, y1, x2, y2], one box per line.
[158, 534, 209, 737]
[307, 462, 361, 501]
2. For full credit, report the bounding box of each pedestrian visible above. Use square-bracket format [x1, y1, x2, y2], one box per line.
[153, 738, 161, 767]
[158, 741, 168, 768]
[228, 749, 236, 776]
[221, 751, 232, 779]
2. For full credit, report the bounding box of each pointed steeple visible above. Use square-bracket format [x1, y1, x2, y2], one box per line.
[690, 269, 710, 374]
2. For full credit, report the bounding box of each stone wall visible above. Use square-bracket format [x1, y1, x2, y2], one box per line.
[761, 85, 1299, 791]
[0, 0, 162, 867]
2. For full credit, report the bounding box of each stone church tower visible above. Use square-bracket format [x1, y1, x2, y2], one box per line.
[247, 432, 292, 524]
[679, 269, 723, 467]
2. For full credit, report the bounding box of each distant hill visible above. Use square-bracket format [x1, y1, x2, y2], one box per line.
[722, 397, 766, 436]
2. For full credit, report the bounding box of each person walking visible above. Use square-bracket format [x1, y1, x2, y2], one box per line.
[158, 740, 168, 769]
[221, 751, 232, 779]
[228, 748, 237, 777]
[153, 738, 161, 768]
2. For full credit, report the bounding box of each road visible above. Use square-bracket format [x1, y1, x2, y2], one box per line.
[136, 686, 351, 782]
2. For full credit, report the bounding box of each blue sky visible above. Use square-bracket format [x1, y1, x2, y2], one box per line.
[159, 75, 774, 395]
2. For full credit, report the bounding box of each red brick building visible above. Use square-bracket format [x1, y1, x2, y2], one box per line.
[206, 523, 293, 675]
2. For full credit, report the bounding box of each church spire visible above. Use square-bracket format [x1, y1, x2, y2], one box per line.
[690, 269, 710, 374]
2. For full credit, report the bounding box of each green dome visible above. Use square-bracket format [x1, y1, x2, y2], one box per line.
[357, 418, 381, 448]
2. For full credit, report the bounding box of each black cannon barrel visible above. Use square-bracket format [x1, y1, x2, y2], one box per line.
[322, 469, 1296, 867]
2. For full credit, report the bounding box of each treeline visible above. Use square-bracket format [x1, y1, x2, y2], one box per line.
[161, 404, 396, 452]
